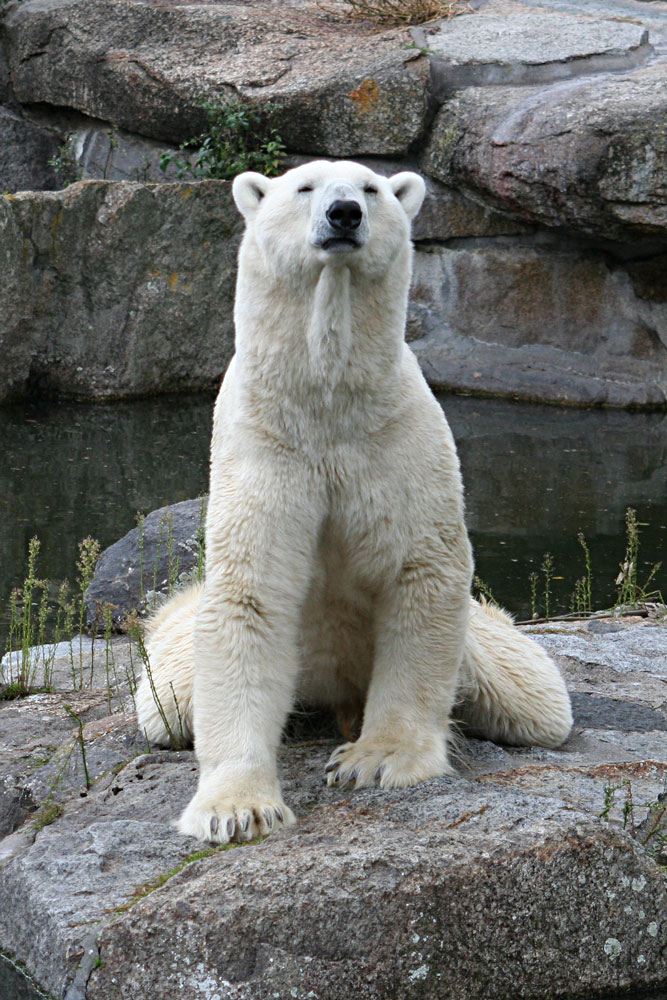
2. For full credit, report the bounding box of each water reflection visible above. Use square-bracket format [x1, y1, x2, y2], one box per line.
[0, 393, 665, 634]
[444, 397, 666, 618]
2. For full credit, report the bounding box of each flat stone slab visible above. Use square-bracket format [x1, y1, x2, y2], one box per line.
[0, 634, 146, 838]
[0, 620, 666, 998]
[525, 617, 667, 676]
[513, 0, 667, 30]
[1, 636, 140, 693]
[416, 12, 651, 89]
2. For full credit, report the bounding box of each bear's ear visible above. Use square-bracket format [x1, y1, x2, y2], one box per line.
[389, 172, 426, 220]
[232, 172, 272, 219]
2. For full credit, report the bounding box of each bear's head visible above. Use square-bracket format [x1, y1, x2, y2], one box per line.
[232, 160, 425, 282]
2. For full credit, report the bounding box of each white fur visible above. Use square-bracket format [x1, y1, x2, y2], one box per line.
[135, 160, 572, 844]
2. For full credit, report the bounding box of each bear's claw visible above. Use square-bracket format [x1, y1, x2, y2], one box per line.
[178, 797, 296, 844]
[324, 736, 450, 790]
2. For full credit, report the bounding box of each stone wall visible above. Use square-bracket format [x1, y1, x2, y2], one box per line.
[0, 0, 666, 406]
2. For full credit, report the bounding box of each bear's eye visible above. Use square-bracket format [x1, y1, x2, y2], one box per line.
[298, 185, 314, 193]
[364, 185, 378, 195]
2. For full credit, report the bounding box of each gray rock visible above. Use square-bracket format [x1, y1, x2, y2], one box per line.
[84, 498, 207, 626]
[0, 620, 666, 998]
[0, 40, 11, 105]
[0, 180, 240, 402]
[0, 686, 147, 838]
[415, 12, 651, 90]
[71, 125, 197, 184]
[353, 157, 531, 243]
[1, 635, 141, 693]
[3, 174, 664, 409]
[525, 617, 667, 676]
[422, 62, 667, 243]
[88, 788, 667, 1000]
[1, 0, 666, 411]
[2, 0, 430, 156]
[0, 106, 59, 193]
[408, 239, 667, 407]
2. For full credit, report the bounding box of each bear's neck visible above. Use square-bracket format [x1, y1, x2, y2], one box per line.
[235, 256, 410, 388]
[306, 265, 352, 392]
[233, 247, 413, 446]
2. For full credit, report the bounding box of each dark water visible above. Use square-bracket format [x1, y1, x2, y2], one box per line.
[0, 392, 665, 641]
[447, 397, 667, 619]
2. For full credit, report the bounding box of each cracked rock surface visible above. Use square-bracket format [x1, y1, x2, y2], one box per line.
[0, 616, 665, 999]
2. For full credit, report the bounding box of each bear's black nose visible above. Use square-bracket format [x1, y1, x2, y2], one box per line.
[326, 199, 363, 232]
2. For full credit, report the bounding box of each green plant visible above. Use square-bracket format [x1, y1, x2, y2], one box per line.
[166, 515, 180, 598]
[540, 552, 554, 619]
[195, 497, 207, 583]
[599, 781, 667, 864]
[320, 0, 469, 26]
[114, 845, 224, 913]
[74, 537, 101, 686]
[159, 98, 285, 181]
[128, 614, 188, 749]
[63, 703, 92, 790]
[472, 575, 496, 606]
[32, 797, 64, 831]
[48, 139, 82, 187]
[570, 531, 593, 615]
[528, 571, 539, 620]
[1, 537, 55, 698]
[615, 508, 663, 608]
[1, 535, 103, 699]
[137, 512, 146, 603]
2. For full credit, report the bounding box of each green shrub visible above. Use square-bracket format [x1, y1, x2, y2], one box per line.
[160, 99, 285, 181]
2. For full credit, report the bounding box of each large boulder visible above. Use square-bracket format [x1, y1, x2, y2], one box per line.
[84, 498, 207, 626]
[422, 62, 667, 243]
[0, 618, 665, 999]
[408, 240, 667, 407]
[0, 180, 240, 402]
[1, 0, 430, 156]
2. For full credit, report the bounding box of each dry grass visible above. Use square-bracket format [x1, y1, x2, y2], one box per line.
[321, 0, 470, 27]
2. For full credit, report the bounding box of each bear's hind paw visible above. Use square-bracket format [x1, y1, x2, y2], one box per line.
[325, 736, 452, 791]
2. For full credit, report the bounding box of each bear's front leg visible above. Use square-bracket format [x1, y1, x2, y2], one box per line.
[178, 459, 322, 844]
[326, 529, 473, 790]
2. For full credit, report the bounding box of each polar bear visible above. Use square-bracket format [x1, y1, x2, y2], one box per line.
[136, 160, 572, 844]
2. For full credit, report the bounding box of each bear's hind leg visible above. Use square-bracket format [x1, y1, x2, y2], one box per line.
[456, 598, 573, 749]
[135, 583, 200, 747]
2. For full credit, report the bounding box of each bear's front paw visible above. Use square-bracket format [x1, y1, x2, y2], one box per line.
[325, 735, 451, 790]
[178, 788, 296, 844]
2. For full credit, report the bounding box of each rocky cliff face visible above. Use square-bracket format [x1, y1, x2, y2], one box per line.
[0, 0, 666, 407]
